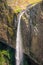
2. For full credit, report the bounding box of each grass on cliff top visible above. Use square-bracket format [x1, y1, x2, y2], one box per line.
[7, 0, 42, 13]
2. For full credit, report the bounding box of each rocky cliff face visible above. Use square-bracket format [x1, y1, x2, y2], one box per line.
[20, 2, 43, 65]
[29, 2, 43, 64]
[0, 0, 16, 48]
[0, 0, 43, 65]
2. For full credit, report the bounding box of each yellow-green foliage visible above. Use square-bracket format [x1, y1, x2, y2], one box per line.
[0, 47, 15, 65]
[7, 0, 42, 13]
[0, 0, 15, 38]
[14, 6, 22, 13]
[0, 50, 7, 65]
[8, 27, 14, 37]
[3, 24, 14, 37]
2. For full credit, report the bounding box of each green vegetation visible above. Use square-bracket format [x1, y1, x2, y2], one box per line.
[0, 43, 15, 65]
[0, 0, 16, 39]
[0, 43, 30, 65]
[0, 0, 42, 65]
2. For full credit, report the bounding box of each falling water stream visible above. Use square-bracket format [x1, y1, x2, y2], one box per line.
[16, 11, 25, 65]
[16, 3, 39, 65]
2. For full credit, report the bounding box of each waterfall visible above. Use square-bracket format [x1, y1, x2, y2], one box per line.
[15, 3, 38, 65]
[16, 11, 25, 65]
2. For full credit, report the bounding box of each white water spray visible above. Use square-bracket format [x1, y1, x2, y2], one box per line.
[16, 11, 25, 65]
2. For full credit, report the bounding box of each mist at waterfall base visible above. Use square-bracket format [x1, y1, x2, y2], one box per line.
[16, 11, 25, 65]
